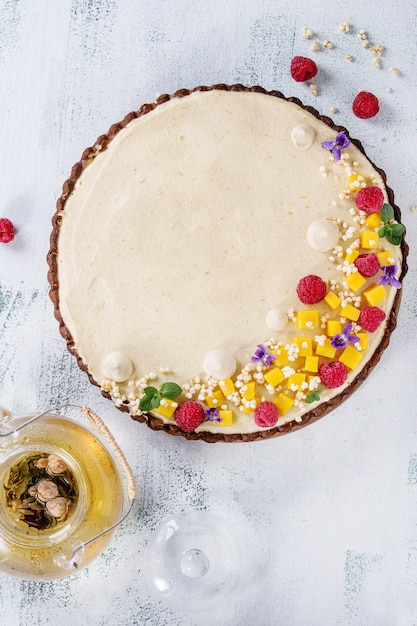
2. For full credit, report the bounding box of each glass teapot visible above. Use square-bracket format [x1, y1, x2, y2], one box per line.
[0, 403, 136, 580]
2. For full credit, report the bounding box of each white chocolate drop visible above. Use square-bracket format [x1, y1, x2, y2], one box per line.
[265, 308, 288, 331]
[307, 219, 340, 252]
[291, 123, 315, 150]
[102, 351, 133, 382]
[203, 349, 236, 379]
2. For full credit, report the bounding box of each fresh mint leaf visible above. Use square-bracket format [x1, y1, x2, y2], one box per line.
[305, 392, 319, 404]
[139, 387, 161, 411]
[378, 224, 389, 238]
[160, 382, 182, 400]
[385, 224, 405, 246]
[380, 203, 394, 224]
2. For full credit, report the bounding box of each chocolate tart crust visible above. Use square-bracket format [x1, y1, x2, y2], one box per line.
[47, 84, 409, 442]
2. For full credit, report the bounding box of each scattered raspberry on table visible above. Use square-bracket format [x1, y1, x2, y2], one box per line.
[290, 56, 318, 82]
[352, 91, 379, 119]
[0, 218, 15, 243]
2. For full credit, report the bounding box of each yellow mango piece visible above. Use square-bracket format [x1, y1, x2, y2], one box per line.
[324, 291, 341, 311]
[315, 339, 337, 359]
[294, 336, 313, 357]
[241, 381, 256, 400]
[219, 410, 234, 426]
[339, 344, 363, 370]
[362, 284, 387, 306]
[304, 356, 319, 373]
[348, 173, 367, 191]
[360, 231, 379, 250]
[346, 272, 367, 293]
[272, 348, 288, 367]
[218, 377, 235, 396]
[365, 213, 381, 229]
[376, 250, 395, 266]
[205, 389, 225, 408]
[345, 249, 359, 264]
[264, 367, 285, 388]
[296, 309, 319, 329]
[154, 399, 177, 419]
[287, 373, 307, 391]
[357, 332, 368, 350]
[327, 320, 342, 337]
[339, 303, 360, 322]
[273, 392, 294, 415]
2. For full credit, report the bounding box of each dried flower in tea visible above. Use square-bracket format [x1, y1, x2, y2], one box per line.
[3, 453, 78, 530]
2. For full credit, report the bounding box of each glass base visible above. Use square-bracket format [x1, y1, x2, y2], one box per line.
[144, 510, 240, 613]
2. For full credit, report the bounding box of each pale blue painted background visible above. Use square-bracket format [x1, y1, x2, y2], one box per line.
[0, 1, 416, 624]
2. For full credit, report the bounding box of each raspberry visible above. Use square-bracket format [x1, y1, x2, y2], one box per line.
[254, 401, 279, 428]
[297, 275, 327, 304]
[355, 186, 384, 214]
[354, 253, 381, 277]
[174, 401, 204, 432]
[318, 361, 348, 389]
[290, 56, 318, 82]
[352, 91, 379, 119]
[0, 218, 15, 243]
[358, 306, 386, 332]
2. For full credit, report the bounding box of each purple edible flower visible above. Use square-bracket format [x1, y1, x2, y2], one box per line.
[251, 344, 277, 367]
[321, 131, 351, 162]
[330, 323, 360, 350]
[378, 264, 402, 289]
[203, 407, 222, 423]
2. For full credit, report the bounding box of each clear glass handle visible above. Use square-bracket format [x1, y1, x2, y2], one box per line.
[54, 405, 137, 570]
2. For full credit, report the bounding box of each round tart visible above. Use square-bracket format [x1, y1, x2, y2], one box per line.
[47, 85, 408, 442]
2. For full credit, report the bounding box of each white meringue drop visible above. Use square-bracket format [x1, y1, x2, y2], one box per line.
[102, 351, 133, 382]
[291, 123, 315, 150]
[203, 349, 237, 379]
[265, 308, 288, 331]
[307, 219, 340, 252]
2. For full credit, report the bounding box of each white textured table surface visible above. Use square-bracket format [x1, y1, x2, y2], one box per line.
[0, 1, 416, 625]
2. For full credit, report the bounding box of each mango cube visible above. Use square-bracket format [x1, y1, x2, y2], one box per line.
[365, 213, 382, 229]
[294, 336, 313, 357]
[296, 309, 319, 329]
[360, 231, 379, 250]
[327, 320, 342, 337]
[273, 392, 294, 415]
[205, 389, 225, 408]
[264, 367, 285, 388]
[315, 339, 337, 359]
[357, 332, 368, 350]
[339, 303, 360, 322]
[362, 284, 387, 306]
[345, 249, 359, 265]
[324, 291, 341, 311]
[346, 272, 367, 293]
[218, 377, 235, 396]
[339, 344, 363, 370]
[304, 356, 319, 373]
[287, 373, 307, 391]
[219, 410, 234, 426]
[241, 381, 256, 400]
[348, 173, 367, 190]
[377, 250, 395, 266]
[154, 399, 177, 419]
